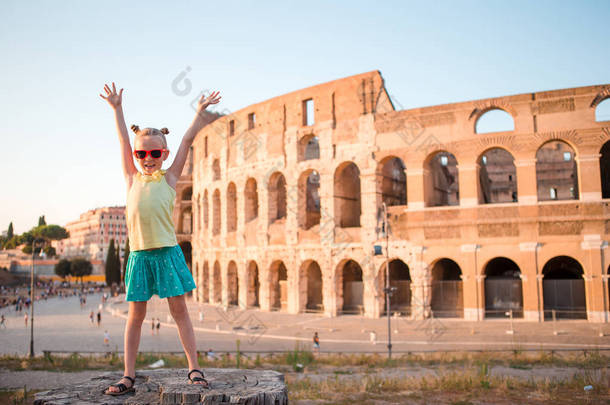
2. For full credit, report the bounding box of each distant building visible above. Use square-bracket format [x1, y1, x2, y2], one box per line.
[52, 206, 127, 274]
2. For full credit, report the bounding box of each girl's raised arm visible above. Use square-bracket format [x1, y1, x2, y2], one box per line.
[166, 91, 221, 188]
[100, 82, 138, 184]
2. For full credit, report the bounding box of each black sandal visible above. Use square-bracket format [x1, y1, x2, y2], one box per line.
[104, 375, 135, 396]
[187, 369, 210, 388]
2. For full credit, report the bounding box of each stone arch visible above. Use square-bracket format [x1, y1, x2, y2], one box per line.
[600, 141, 610, 199]
[542, 256, 587, 319]
[378, 259, 411, 315]
[247, 261, 260, 307]
[299, 260, 323, 312]
[298, 169, 321, 230]
[245, 178, 258, 222]
[226, 182, 237, 232]
[337, 259, 363, 313]
[202, 261, 210, 303]
[594, 96, 610, 122]
[180, 207, 192, 234]
[227, 261, 239, 306]
[536, 140, 579, 201]
[212, 260, 222, 304]
[212, 158, 221, 181]
[268, 172, 287, 224]
[334, 162, 361, 227]
[474, 108, 515, 134]
[377, 156, 407, 207]
[203, 190, 209, 230]
[269, 260, 288, 311]
[483, 257, 523, 318]
[212, 189, 221, 235]
[430, 258, 463, 318]
[477, 147, 518, 204]
[298, 134, 320, 161]
[181, 186, 192, 201]
[423, 151, 459, 207]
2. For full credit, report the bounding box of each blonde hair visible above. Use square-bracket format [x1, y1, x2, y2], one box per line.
[131, 125, 169, 148]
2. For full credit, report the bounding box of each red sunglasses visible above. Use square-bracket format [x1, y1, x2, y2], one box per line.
[133, 149, 168, 159]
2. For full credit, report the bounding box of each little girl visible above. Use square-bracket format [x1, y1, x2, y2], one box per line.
[100, 82, 220, 395]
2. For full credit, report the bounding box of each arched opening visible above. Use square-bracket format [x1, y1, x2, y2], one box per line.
[377, 156, 407, 207]
[484, 257, 523, 318]
[181, 187, 193, 201]
[298, 134, 320, 161]
[202, 261, 209, 303]
[227, 261, 238, 306]
[596, 98, 610, 122]
[212, 189, 221, 235]
[380, 259, 411, 315]
[227, 182, 237, 232]
[203, 190, 209, 230]
[268, 172, 287, 224]
[339, 260, 363, 313]
[213, 261, 222, 304]
[536, 141, 579, 201]
[180, 207, 192, 234]
[599, 141, 610, 199]
[477, 148, 518, 204]
[247, 261, 260, 307]
[196, 195, 201, 231]
[424, 151, 459, 207]
[430, 258, 463, 318]
[245, 178, 258, 222]
[298, 170, 320, 230]
[178, 241, 192, 272]
[269, 261, 288, 311]
[475, 108, 514, 134]
[542, 256, 587, 320]
[212, 159, 221, 181]
[334, 162, 361, 227]
[303, 261, 323, 312]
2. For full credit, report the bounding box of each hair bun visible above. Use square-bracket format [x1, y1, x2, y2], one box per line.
[160, 127, 169, 134]
[131, 125, 140, 133]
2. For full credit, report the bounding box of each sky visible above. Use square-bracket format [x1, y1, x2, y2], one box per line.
[1, 0, 609, 234]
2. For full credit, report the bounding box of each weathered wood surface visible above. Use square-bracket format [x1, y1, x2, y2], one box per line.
[34, 368, 288, 405]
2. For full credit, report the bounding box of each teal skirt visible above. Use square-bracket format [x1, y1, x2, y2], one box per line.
[124, 245, 196, 302]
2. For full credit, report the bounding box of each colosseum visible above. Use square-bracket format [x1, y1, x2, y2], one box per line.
[172, 70, 610, 323]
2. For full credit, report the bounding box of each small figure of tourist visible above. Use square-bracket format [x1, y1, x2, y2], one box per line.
[104, 330, 110, 346]
[370, 330, 377, 345]
[156, 318, 161, 335]
[151, 318, 156, 335]
[0, 314, 6, 328]
[313, 332, 320, 354]
[97, 310, 102, 327]
[89, 310, 95, 325]
[24, 312, 28, 327]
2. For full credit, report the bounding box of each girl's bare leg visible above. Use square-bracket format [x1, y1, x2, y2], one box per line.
[167, 295, 205, 383]
[107, 301, 147, 393]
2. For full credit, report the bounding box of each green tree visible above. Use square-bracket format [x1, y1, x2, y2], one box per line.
[105, 239, 121, 286]
[7, 222, 13, 239]
[122, 238, 130, 283]
[38, 215, 46, 226]
[43, 246, 56, 258]
[70, 258, 92, 284]
[114, 240, 122, 284]
[54, 259, 71, 279]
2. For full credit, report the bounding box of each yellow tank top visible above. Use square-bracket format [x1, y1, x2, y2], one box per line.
[126, 169, 178, 251]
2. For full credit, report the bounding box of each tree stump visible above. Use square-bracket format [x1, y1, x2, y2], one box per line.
[34, 368, 288, 404]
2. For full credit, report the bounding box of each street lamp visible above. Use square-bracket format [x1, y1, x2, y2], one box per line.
[29, 238, 45, 358]
[375, 202, 394, 359]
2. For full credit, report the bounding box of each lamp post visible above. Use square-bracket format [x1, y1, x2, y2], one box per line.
[375, 202, 393, 359]
[29, 238, 45, 358]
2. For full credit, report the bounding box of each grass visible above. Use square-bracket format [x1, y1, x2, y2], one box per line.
[1, 349, 608, 404]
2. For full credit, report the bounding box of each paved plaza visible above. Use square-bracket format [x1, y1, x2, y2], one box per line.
[1, 293, 609, 357]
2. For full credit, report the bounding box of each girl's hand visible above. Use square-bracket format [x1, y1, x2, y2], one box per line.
[196, 91, 221, 114]
[99, 82, 124, 109]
